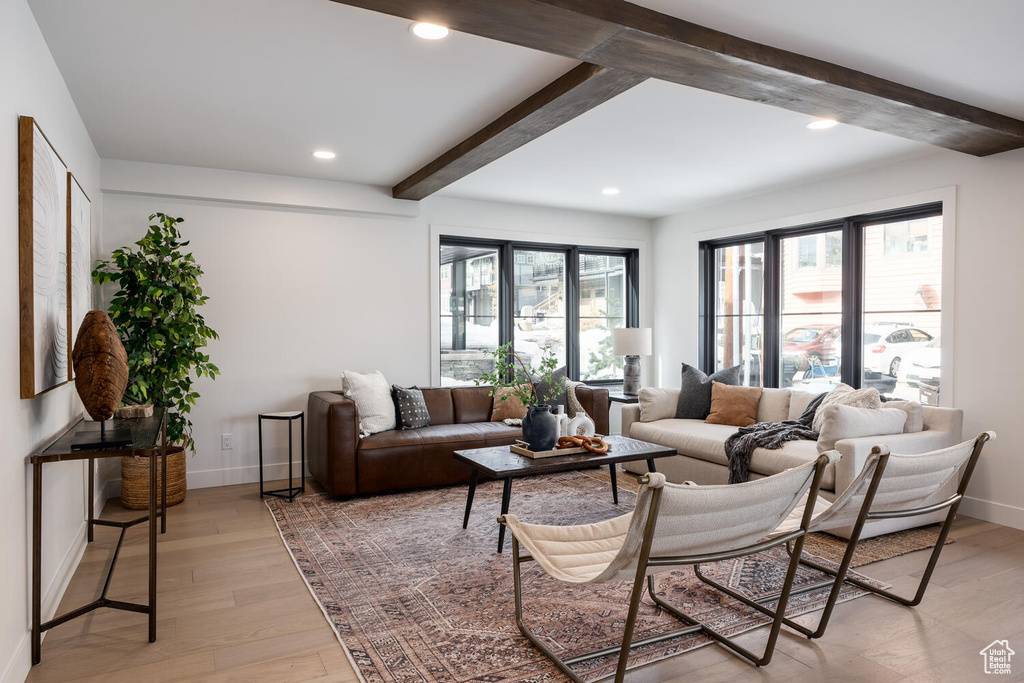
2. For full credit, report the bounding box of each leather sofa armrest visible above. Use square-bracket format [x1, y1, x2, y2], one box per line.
[307, 391, 360, 497]
[576, 386, 610, 436]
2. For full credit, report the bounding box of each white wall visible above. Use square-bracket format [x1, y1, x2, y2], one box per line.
[100, 161, 651, 490]
[651, 147, 1024, 530]
[1, 1, 102, 680]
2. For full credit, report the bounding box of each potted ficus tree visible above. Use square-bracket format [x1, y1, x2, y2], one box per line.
[93, 213, 220, 508]
[477, 342, 561, 451]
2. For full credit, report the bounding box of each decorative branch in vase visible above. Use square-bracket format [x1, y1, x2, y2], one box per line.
[477, 342, 561, 451]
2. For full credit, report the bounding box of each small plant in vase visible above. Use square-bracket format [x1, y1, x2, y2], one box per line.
[477, 342, 561, 451]
[93, 213, 220, 508]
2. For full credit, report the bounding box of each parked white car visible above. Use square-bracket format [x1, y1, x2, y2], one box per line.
[864, 325, 934, 377]
[900, 336, 941, 388]
[831, 325, 935, 378]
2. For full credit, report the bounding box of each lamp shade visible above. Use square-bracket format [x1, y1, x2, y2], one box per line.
[612, 327, 652, 356]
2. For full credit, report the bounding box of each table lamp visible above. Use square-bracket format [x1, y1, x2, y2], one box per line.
[613, 327, 652, 395]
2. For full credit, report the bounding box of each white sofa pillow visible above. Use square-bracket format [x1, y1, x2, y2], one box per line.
[812, 384, 882, 432]
[639, 387, 679, 422]
[342, 370, 396, 436]
[816, 404, 907, 452]
[757, 388, 792, 423]
[788, 391, 820, 421]
[882, 400, 925, 433]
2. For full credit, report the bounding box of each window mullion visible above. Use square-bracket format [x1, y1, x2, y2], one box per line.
[566, 246, 580, 381]
[763, 234, 781, 388]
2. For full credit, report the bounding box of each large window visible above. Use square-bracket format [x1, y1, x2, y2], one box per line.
[709, 242, 763, 386]
[440, 238, 638, 385]
[700, 203, 945, 404]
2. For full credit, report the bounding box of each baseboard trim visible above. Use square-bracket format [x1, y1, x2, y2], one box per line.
[960, 496, 1024, 531]
[187, 463, 310, 490]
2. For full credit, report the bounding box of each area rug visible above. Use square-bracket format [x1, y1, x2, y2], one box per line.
[802, 527, 954, 567]
[585, 467, 954, 569]
[268, 472, 886, 682]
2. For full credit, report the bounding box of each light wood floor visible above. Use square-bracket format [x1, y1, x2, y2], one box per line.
[26, 478, 1024, 682]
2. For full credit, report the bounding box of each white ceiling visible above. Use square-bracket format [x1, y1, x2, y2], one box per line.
[29, 0, 1024, 219]
[27, 0, 575, 186]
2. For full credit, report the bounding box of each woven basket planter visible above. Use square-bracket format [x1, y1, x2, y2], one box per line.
[121, 445, 187, 509]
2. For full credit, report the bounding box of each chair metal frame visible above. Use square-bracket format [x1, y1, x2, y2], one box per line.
[693, 432, 991, 640]
[501, 453, 833, 682]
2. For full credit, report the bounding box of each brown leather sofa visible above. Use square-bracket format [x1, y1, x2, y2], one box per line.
[307, 386, 610, 497]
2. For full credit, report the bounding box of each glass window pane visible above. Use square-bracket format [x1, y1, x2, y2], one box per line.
[780, 230, 843, 391]
[514, 249, 566, 371]
[579, 254, 626, 380]
[714, 242, 764, 386]
[440, 245, 499, 385]
[863, 215, 943, 403]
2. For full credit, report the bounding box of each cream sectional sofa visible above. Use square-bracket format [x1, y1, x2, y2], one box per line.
[621, 387, 964, 538]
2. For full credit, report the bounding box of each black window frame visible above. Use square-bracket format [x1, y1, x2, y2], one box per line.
[699, 201, 942, 389]
[440, 236, 639, 384]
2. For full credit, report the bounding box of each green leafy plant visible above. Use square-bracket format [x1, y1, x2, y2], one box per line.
[93, 213, 220, 451]
[476, 342, 560, 406]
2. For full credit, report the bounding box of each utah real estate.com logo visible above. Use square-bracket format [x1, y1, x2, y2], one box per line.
[980, 640, 1015, 675]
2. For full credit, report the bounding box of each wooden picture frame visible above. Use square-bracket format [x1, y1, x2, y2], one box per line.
[67, 173, 92, 379]
[19, 116, 69, 398]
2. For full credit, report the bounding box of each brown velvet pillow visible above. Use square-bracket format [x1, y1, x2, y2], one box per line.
[490, 386, 530, 421]
[705, 382, 763, 427]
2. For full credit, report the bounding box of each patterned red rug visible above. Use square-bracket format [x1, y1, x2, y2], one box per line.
[268, 471, 883, 682]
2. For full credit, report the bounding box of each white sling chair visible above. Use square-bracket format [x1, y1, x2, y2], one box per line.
[498, 452, 835, 682]
[694, 432, 994, 640]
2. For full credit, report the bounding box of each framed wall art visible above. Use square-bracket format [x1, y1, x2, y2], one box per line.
[19, 116, 69, 398]
[67, 173, 92, 379]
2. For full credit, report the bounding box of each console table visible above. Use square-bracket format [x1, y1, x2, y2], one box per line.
[29, 408, 168, 665]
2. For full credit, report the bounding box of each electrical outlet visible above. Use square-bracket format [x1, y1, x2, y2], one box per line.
[221, 433, 233, 450]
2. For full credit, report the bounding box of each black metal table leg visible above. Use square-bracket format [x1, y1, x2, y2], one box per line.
[32, 462, 42, 665]
[497, 477, 513, 554]
[287, 418, 294, 502]
[300, 413, 306, 494]
[258, 416, 264, 499]
[463, 469, 479, 529]
[148, 449, 157, 642]
[610, 464, 619, 505]
[87, 457, 94, 542]
[647, 458, 657, 473]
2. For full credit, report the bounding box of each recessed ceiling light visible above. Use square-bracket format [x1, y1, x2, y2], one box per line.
[312, 150, 336, 160]
[602, 187, 620, 196]
[410, 22, 449, 40]
[807, 118, 839, 130]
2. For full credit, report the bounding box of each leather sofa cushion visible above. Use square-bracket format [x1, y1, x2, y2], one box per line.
[630, 418, 834, 489]
[452, 386, 494, 424]
[359, 422, 521, 450]
[420, 388, 454, 425]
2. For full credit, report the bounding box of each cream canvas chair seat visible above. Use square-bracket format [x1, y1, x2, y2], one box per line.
[694, 432, 995, 640]
[499, 452, 836, 683]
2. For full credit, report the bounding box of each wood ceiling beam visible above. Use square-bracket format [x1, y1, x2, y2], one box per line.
[333, 0, 1024, 159]
[392, 62, 646, 200]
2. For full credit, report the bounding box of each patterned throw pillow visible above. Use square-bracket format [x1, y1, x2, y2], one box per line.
[675, 363, 742, 419]
[392, 385, 430, 430]
[811, 384, 881, 432]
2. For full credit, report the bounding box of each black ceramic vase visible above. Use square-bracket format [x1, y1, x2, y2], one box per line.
[522, 404, 558, 452]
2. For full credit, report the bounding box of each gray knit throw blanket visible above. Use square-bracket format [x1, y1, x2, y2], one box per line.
[725, 392, 826, 484]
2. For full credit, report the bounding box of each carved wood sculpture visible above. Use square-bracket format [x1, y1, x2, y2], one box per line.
[72, 310, 128, 421]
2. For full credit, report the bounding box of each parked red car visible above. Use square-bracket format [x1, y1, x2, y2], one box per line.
[781, 324, 841, 369]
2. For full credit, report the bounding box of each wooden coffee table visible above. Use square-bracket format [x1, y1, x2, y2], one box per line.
[453, 435, 676, 553]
